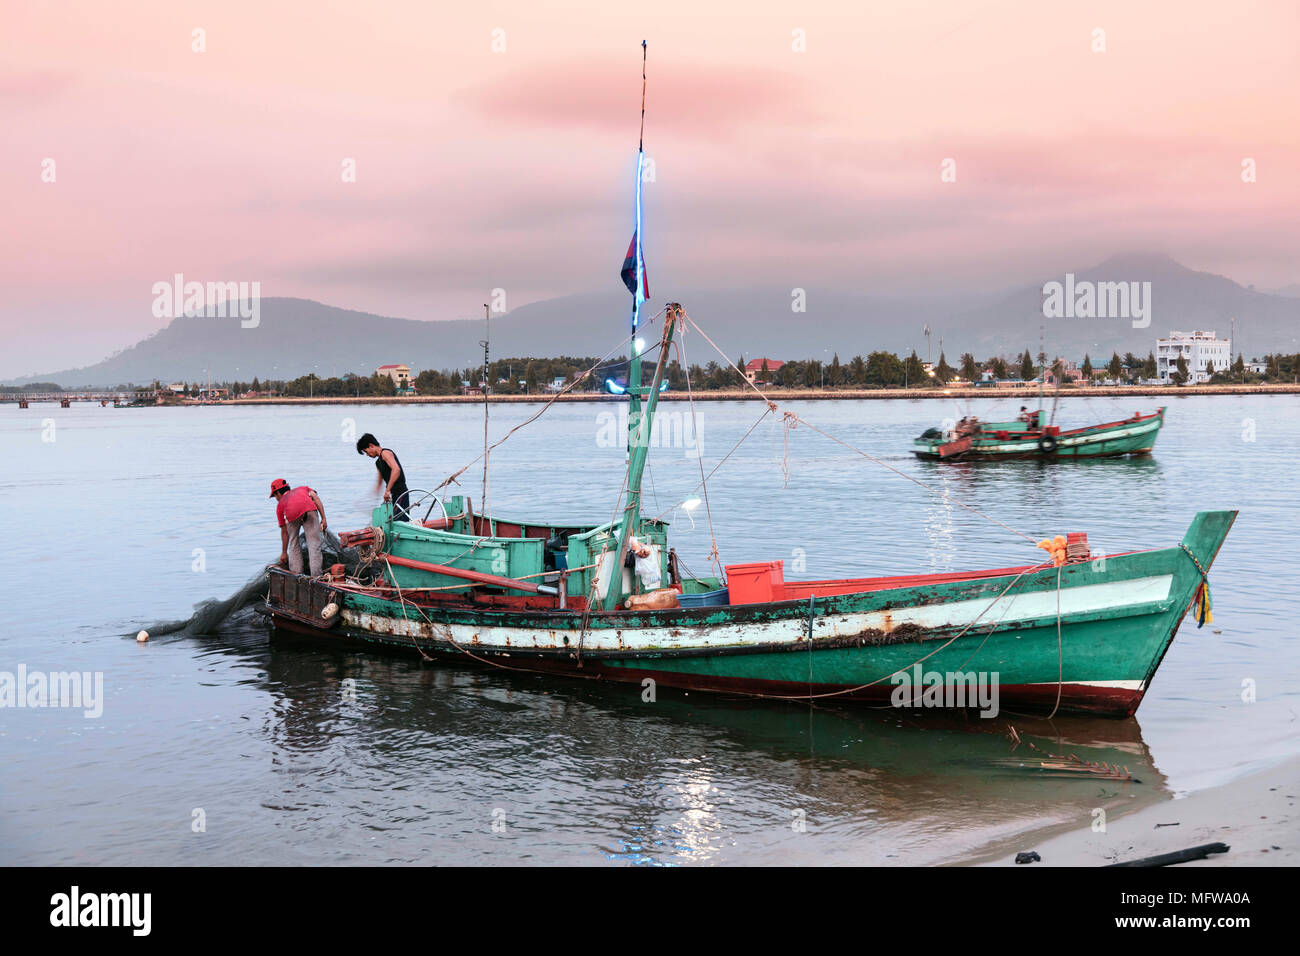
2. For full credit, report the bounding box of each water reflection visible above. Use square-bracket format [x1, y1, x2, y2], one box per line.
[211, 610, 1169, 865]
[917, 455, 1161, 495]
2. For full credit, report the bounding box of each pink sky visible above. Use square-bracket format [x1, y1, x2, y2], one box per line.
[3, 0, 1298, 378]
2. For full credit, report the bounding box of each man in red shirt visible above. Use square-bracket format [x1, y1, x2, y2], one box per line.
[270, 478, 328, 577]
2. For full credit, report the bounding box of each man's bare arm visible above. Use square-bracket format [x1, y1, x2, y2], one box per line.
[381, 449, 401, 499]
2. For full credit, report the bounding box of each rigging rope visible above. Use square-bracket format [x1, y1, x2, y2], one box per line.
[650, 404, 774, 523]
[431, 307, 666, 497]
[1046, 563, 1064, 719]
[386, 574, 599, 680]
[577, 444, 637, 662]
[677, 309, 1038, 545]
[747, 563, 1046, 702]
[382, 552, 433, 662]
[674, 326, 724, 578]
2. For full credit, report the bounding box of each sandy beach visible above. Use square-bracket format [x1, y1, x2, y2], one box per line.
[984, 755, 1300, 867]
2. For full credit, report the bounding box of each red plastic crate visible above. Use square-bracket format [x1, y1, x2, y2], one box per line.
[725, 560, 785, 605]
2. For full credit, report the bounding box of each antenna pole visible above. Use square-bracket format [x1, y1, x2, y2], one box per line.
[1230, 316, 1236, 383]
[639, 39, 647, 151]
[1037, 323, 1046, 412]
[628, 40, 648, 458]
[481, 304, 490, 523]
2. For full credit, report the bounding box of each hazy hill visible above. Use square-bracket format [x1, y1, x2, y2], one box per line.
[11, 254, 1298, 387]
[4, 291, 997, 387]
[950, 253, 1299, 362]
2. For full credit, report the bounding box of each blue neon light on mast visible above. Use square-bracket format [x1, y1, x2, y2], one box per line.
[633, 150, 644, 331]
[632, 38, 647, 334]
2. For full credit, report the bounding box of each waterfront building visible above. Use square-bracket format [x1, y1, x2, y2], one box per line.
[744, 358, 785, 384]
[1044, 359, 1085, 386]
[1156, 330, 1230, 384]
[376, 364, 413, 391]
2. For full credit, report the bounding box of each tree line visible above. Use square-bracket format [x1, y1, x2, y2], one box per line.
[89, 349, 1300, 395]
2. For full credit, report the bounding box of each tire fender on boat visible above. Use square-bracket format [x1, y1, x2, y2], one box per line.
[1038, 435, 1059, 454]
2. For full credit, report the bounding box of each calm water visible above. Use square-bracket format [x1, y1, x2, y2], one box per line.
[2, 394, 1297, 865]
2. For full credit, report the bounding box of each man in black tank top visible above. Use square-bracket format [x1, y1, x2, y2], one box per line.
[356, 433, 411, 521]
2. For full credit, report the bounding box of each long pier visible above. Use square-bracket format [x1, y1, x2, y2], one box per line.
[4, 391, 128, 404]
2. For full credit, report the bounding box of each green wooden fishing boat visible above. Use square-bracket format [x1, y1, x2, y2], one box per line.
[263, 307, 1234, 718]
[912, 407, 1165, 461]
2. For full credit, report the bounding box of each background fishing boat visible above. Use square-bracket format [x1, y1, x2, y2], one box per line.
[913, 408, 1165, 461]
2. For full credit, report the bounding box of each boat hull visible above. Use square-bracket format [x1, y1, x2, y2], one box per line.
[264, 510, 1234, 718]
[266, 610, 1145, 715]
[913, 408, 1165, 461]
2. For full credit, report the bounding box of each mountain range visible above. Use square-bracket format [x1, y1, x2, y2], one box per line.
[11, 253, 1298, 387]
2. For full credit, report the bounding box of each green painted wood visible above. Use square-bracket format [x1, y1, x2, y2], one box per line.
[375, 508, 543, 590]
[324, 510, 1236, 709]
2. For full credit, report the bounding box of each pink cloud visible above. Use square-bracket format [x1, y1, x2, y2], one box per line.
[1, 0, 1298, 378]
[453, 58, 821, 137]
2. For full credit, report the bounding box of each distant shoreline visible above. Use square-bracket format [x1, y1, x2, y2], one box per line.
[197, 383, 1300, 404]
[9, 383, 1300, 406]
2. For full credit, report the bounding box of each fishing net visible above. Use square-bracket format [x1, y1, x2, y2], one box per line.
[136, 530, 361, 639]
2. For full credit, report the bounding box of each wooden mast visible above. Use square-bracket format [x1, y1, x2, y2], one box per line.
[603, 303, 680, 610]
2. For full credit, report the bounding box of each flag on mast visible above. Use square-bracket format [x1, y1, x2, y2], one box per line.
[619, 41, 649, 328]
[620, 230, 649, 301]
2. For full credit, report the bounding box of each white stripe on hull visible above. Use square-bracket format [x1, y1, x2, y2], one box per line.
[1026, 678, 1145, 691]
[342, 574, 1173, 654]
[970, 421, 1160, 455]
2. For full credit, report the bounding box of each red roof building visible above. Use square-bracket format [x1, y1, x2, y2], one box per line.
[744, 358, 785, 384]
[376, 364, 413, 391]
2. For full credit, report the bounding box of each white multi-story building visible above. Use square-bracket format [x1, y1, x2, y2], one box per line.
[1156, 330, 1231, 384]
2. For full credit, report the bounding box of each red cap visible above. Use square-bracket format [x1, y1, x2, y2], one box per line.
[269, 478, 289, 497]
